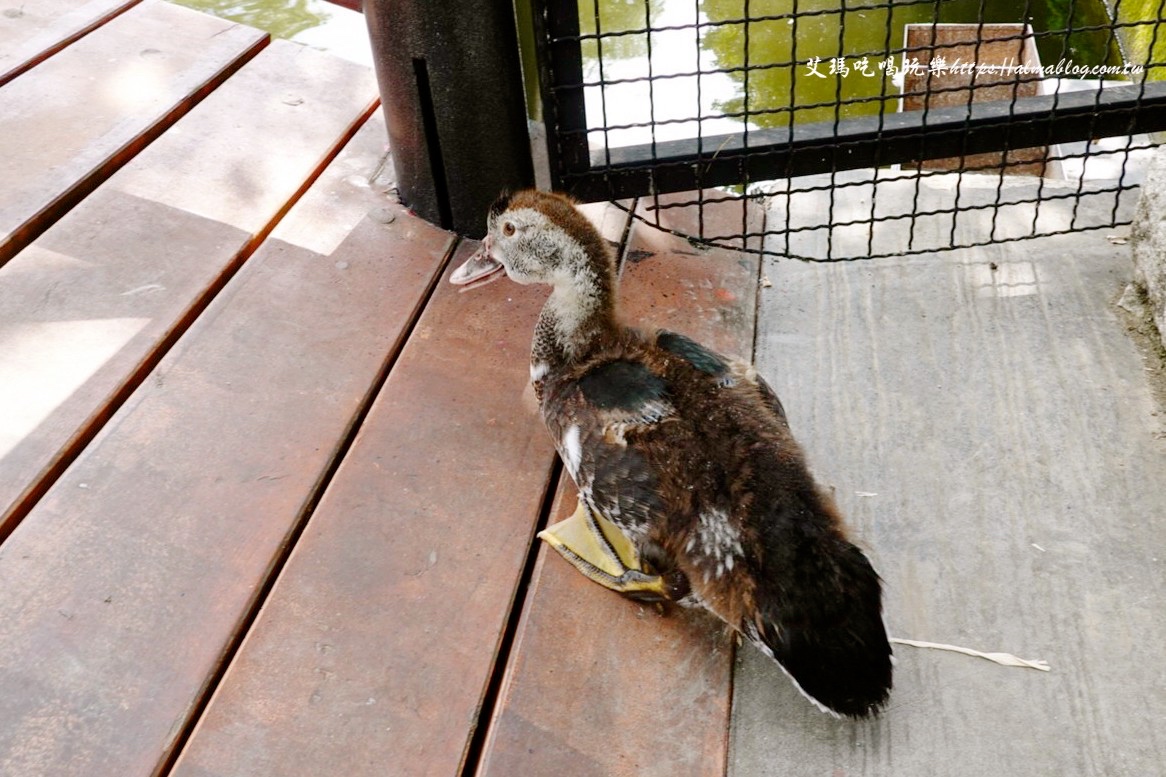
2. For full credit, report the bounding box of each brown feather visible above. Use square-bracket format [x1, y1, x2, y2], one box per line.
[484, 190, 892, 717]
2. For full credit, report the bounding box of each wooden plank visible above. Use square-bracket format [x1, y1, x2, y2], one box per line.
[0, 102, 453, 775]
[732, 224, 1166, 775]
[0, 0, 143, 87]
[167, 246, 555, 777]
[0, 0, 267, 264]
[475, 195, 762, 777]
[0, 40, 378, 537]
[167, 205, 631, 777]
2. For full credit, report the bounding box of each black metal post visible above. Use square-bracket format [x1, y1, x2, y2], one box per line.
[364, 0, 534, 237]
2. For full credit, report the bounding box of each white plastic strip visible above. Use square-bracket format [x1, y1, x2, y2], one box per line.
[890, 637, 1051, 672]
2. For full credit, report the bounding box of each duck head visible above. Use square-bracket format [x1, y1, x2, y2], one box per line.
[451, 190, 619, 364]
[450, 190, 616, 296]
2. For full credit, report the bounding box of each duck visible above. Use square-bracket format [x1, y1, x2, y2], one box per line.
[450, 189, 892, 718]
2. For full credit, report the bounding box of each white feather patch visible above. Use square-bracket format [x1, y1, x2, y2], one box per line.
[561, 424, 583, 479]
[695, 509, 743, 564]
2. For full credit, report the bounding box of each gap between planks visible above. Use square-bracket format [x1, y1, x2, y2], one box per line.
[458, 199, 639, 777]
[0, 4, 270, 266]
[0, 98, 381, 543]
[0, 114, 454, 775]
[161, 199, 634, 777]
[159, 230, 457, 777]
[457, 458, 565, 777]
[0, 0, 147, 88]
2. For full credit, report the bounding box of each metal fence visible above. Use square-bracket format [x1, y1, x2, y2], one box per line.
[530, 0, 1166, 260]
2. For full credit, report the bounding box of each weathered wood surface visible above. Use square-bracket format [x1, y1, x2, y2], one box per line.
[0, 0, 142, 86]
[5, 2, 1160, 774]
[0, 88, 450, 777]
[168, 247, 556, 777]
[167, 205, 630, 777]
[0, 4, 771, 774]
[732, 217, 1166, 775]
[0, 0, 266, 263]
[475, 196, 763, 777]
[0, 40, 377, 538]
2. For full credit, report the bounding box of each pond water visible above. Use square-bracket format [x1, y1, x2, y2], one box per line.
[169, 0, 1141, 150]
[579, 0, 1128, 147]
[168, 0, 371, 66]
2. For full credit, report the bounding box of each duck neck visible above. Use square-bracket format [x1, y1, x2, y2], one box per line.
[532, 263, 616, 372]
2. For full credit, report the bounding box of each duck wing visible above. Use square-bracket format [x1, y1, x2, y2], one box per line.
[655, 329, 787, 424]
[551, 358, 676, 538]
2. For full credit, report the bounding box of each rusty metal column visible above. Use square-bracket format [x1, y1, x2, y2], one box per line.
[364, 0, 535, 238]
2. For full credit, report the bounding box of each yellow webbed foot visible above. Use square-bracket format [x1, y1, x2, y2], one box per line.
[538, 500, 669, 602]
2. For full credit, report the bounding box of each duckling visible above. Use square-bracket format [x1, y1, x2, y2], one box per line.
[450, 190, 892, 718]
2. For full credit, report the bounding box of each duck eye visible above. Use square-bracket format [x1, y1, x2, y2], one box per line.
[501, 221, 516, 237]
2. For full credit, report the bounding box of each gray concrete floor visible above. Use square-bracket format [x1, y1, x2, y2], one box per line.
[732, 192, 1166, 775]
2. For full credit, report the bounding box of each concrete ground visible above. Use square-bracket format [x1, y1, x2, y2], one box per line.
[731, 186, 1166, 775]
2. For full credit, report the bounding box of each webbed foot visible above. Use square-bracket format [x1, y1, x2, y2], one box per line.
[537, 500, 670, 602]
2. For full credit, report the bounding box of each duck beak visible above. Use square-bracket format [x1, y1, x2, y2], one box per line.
[450, 236, 506, 290]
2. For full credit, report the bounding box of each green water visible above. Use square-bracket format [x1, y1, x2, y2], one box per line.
[1110, 0, 1166, 76]
[579, 0, 1127, 131]
[171, 0, 1155, 139]
[172, 0, 329, 39]
[167, 0, 371, 65]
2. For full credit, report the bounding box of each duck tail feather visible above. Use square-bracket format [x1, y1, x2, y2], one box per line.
[746, 541, 893, 719]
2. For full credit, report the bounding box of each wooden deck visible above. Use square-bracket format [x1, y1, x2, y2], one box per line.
[5, 3, 1166, 777]
[0, 3, 756, 774]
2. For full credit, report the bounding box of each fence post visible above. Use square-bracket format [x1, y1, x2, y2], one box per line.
[364, 0, 535, 237]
